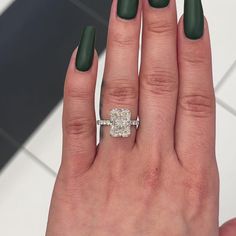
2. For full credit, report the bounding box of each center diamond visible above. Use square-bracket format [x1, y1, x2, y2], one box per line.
[110, 108, 131, 137]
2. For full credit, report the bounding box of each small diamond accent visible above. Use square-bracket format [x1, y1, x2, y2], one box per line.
[97, 120, 111, 126]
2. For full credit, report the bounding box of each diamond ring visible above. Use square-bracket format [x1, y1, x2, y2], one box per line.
[97, 108, 139, 138]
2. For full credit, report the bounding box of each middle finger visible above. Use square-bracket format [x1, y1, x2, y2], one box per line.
[137, 0, 178, 153]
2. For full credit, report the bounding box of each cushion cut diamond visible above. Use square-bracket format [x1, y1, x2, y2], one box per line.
[110, 108, 131, 137]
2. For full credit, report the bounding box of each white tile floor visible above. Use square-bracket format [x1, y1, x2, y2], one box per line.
[216, 105, 236, 223]
[0, 151, 55, 236]
[217, 61, 236, 111]
[1, 0, 236, 235]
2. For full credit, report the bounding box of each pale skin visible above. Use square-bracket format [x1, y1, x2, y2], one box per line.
[46, 0, 236, 235]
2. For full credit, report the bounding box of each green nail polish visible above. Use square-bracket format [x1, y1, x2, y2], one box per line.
[76, 26, 96, 71]
[184, 0, 204, 40]
[117, 0, 139, 20]
[148, 0, 170, 8]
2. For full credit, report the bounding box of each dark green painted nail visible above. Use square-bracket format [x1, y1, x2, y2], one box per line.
[184, 0, 204, 40]
[117, 0, 139, 20]
[76, 26, 96, 71]
[148, 0, 169, 8]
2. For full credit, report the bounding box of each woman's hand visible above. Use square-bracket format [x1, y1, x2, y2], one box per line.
[46, 0, 236, 235]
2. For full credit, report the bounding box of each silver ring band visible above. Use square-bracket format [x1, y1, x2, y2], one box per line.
[97, 120, 139, 126]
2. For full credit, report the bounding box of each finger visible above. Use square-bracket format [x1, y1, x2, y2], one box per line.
[62, 27, 98, 176]
[137, 0, 178, 153]
[175, 8, 215, 167]
[220, 219, 236, 236]
[99, 0, 141, 150]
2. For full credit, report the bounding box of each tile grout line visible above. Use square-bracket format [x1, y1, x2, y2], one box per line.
[0, 128, 57, 177]
[21, 147, 57, 177]
[69, 0, 108, 27]
[215, 59, 236, 92]
[216, 97, 236, 117]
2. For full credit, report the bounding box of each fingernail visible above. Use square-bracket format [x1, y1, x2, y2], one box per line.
[184, 0, 204, 40]
[148, 0, 170, 8]
[76, 26, 96, 71]
[117, 0, 139, 20]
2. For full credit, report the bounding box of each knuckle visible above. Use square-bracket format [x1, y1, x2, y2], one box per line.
[103, 79, 138, 106]
[110, 30, 137, 48]
[140, 167, 161, 190]
[65, 82, 91, 101]
[182, 48, 210, 66]
[146, 19, 175, 36]
[183, 176, 209, 207]
[182, 169, 218, 212]
[141, 68, 177, 96]
[179, 94, 215, 117]
[182, 164, 219, 211]
[64, 116, 95, 137]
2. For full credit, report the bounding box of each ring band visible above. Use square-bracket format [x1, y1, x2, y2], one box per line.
[97, 108, 139, 138]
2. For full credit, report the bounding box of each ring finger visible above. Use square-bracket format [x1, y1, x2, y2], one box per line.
[99, 0, 141, 150]
[137, 0, 178, 156]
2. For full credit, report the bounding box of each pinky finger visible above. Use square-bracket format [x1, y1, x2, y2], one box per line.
[220, 219, 236, 236]
[62, 26, 98, 177]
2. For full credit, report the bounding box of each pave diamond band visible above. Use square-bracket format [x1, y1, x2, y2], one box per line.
[97, 108, 139, 138]
[97, 120, 112, 126]
[96, 120, 139, 126]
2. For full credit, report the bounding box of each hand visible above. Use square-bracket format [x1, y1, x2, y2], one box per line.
[46, 0, 236, 235]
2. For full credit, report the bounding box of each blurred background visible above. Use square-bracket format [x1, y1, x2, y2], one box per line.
[0, 0, 236, 235]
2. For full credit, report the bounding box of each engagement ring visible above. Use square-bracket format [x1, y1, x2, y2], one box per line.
[97, 108, 139, 138]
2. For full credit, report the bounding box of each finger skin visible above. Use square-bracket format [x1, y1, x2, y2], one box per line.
[62, 48, 98, 176]
[220, 219, 236, 236]
[137, 0, 178, 153]
[175, 17, 216, 169]
[99, 0, 141, 149]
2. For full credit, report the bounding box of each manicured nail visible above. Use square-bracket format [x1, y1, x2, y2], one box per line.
[148, 0, 170, 8]
[184, 0, 204, 40]
[76, 26, 96, 71]
[117, 0, 139, 20]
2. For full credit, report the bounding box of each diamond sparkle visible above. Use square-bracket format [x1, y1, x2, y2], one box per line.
[110, 108, 132, 138]
[97, 108, 139, 138]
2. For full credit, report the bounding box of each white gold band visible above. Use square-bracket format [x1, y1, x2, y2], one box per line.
[97, 120, 139, 126]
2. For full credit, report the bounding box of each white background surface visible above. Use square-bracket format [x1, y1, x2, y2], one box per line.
[0, 0, 236, 235]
